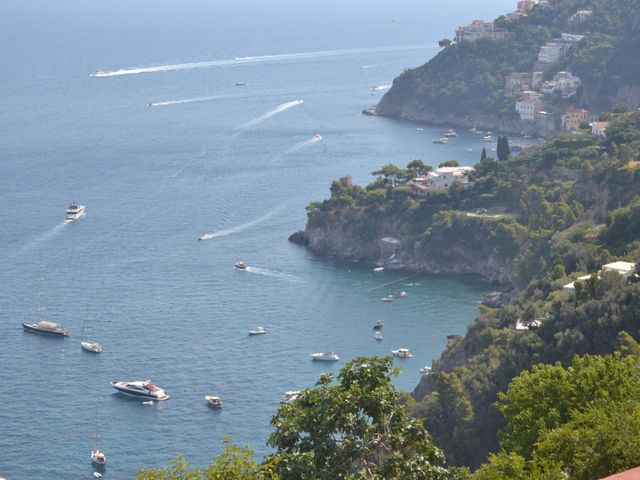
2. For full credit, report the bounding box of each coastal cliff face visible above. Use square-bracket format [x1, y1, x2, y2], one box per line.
[297, 213, 518, 285]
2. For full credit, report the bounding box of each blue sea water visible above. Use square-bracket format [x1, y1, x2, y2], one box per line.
[0, 0, 515, 477]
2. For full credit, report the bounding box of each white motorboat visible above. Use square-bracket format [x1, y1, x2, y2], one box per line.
[483, 133, 493, 142]
[421, 366, 432, 375]
[398, 291, 408, 297]
[382, 295, 394, 302]
[444, 129, 458, 138]
[392, 348, 413, 358]
[313, 134, 323, 141]
[280, 390, 301, 404]
[373, 266, 384, 273]
[234, 261, 247, 270]
[205, 395, 223, 408]
[432, 138, 448, 144]
[248, 326, 268, 335]
[82, 341, 103, 353]
[111, 380, 170, 401]
[373, 320, 384, 329]
[65, 203, 86, 222]
[310, 352, 340, 361]
[374, 332, 383, 341]
[416, 127, 424, 131]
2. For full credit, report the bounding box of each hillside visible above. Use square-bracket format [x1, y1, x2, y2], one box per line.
[291, 110, 640, 467]
[374, 0, 640, 135]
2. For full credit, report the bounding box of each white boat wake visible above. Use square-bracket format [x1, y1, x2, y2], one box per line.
[198, 210, 276, 241]
[90, 43, 435, 77]
[237, 100, 303, 131]
[13, 222, 67, 258]
[283, 134, 323, 154]
[148, 94, 244, 107]
[245, 266, 300, 283]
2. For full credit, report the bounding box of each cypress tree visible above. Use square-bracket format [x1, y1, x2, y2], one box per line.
[480, 147, 487, 162]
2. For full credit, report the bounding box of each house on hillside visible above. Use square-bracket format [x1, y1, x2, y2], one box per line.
[590, 121, 609, 138]
[570, 9, 593, 23]
[505, 72, 532, 98]
[562, 107, 592, 131]
[409, 166, 474, 193]
[602, 261, 636, 278]
[455, 20, 510, 43]
[538, 42, 573, 63]
[516, 91, 545, 120]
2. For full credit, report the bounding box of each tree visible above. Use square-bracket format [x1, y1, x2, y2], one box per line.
[438, 159, 460, 168]
[266, 357, 450, 480]
[136, 438, 270, 480]
[372, 164, 405, 187]
[480, 147, 487, 162]
[438, 38, 452, 49]
[406, 159, 432, 177]
[496, 136, 511, 162]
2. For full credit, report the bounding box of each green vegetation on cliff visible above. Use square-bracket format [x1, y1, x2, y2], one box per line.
[377, 0, 640, 122]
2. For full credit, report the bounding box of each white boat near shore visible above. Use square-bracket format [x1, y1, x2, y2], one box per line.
[310, 352, 339, 361]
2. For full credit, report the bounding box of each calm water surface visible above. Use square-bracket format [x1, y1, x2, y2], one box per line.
[0, 0, 514, 477]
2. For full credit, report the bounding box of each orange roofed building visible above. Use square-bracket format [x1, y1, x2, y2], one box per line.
[599, 466, 640, 479]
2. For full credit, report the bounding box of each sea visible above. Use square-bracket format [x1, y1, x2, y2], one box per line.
[0, 0, 515, 477]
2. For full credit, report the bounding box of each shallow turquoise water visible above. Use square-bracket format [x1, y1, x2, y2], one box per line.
[0, 0, 514, 477]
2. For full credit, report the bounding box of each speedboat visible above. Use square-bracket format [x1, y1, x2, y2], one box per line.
[23, 320, 68, 336]
[373, 320, 384, 329]
[91, 69, 108, 77]
[398, 291, 408, 297]
[235, 82, 248, 86]
[81, 341, 103, 353]
[93, 472, 103, 478]
[444, 129, 457, 138]
[421, 366, 432, 375]
[382, 295, 394, 302]
[432, 138, 448, 144]
[248, 326, 268, 335]
[280, 390, 300, 404]
[483, 133, 493, 142]
[373, 266, 384, 273]
[310, 352, 340, 361]
[313, 134, 322, 141]
[470, 127, 479, 133]
[374, 332, 383, 341]
[110, 380, 170, 401]
[65, 203, 86, 222]
[392, 348, 413, 358]
[91, 449, 107, 467]
[234, 261, 247, 270]
[416, 127, 424, 131]
[205, 395, 223, 408]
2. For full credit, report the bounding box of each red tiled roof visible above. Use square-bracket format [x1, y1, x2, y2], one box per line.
[600, 467, 640, 480]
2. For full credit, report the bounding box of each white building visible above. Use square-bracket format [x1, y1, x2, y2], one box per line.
[541, 71, 582, 98]
[505, 72, 532, 97]
[538, 42, 572, 63]
[411, 166, 474, 192]
[515, 91, 544, 120]
[561, 33, 586, 43]
[570, 10, 593, 23]
[602, 261, 636, 278]
[455, 20, 509, 43]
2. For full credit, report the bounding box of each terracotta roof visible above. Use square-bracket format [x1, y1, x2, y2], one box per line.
[600, 467, 640, 479]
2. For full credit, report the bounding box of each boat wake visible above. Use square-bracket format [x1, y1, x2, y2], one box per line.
[198, 210, 276, 241]
[13, 222, 67, 258]
[245, 266, 300, 283]
[90, 43, 435, 77]
[371, 84, 391, 92]
[283, 134, 323, 154]
[237, 99, 303, 131]
[148, 94, 244, 107]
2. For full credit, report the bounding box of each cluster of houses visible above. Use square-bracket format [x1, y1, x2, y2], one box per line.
[454, 2, 606, 136]
[408, 166, 474, 194]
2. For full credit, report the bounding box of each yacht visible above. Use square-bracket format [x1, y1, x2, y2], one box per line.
[23, 320, 69, 336]
[398, 291, 408, 297]
[248, 326, 268, 335]
[110, 380, 170, 401]
[416, 127, 424, 131]
[91, 69, 108, 77]
[392, 348, 413, 358]
[483, 133, 493, 142]
[234, 261, 247, 270]
[382, 295, 394, 302]
[82, 341, 103, 353]
[444, 129, 458, 138]
[205, 395, 223, 408]
[470, 127, 479, 133]
[91, 449, 107, 468]
[65, 203, 86, 222]
[432, 138, 448, 144]
[372, 266, 384, 273]
[421, 366, 432, 375]
[374, 332, 383, 341]
[373, 320, 384, 329]
[310, 352, 340, 361]
[280, 390, 300, 404]
[313, 134, 323, 141]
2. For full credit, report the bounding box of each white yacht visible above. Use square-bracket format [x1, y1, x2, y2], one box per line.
[374, 332, 383, 341]
[382, 295, 394, 302]
[392, 348, 413, 358]
[65, 203, 86, 222]
[373, 266, 384, 273]
[444, 129, 458, 138]
[110, 380, 170, 401]
[310, 352, 340, 361]
[280, 390, 301, 404]
[398, 291, 408, 297]
[81, 341, 103, 353]
[23, 320, 68, 336]
[483, 133, 494, 142]
[432, 138, 448, 144]
[205, 395, 223, 408]
[313, 134, 323, 141]
[248, 326, 268, 335]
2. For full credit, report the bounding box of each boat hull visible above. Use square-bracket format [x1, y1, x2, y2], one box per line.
[22, 323, 68, 336]
[111, 383, 170, 401]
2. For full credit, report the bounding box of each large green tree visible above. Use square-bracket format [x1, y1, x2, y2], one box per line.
[266, 356, 450, 480]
